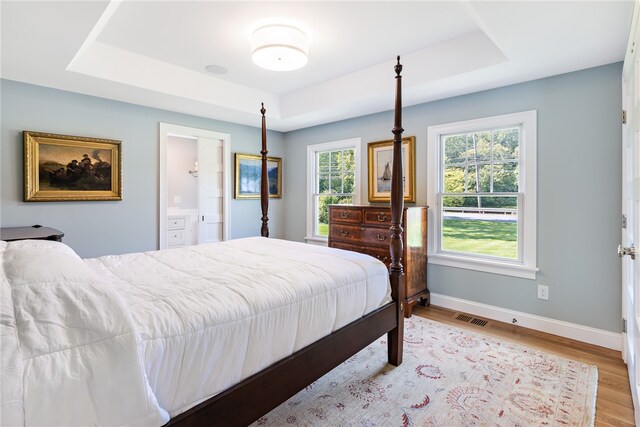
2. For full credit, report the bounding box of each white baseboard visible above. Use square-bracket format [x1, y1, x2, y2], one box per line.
[430, 293, 622, 351]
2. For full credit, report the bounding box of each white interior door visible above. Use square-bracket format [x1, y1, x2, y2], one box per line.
[197, 136, 224, 244]
[622, 8, 640, 423]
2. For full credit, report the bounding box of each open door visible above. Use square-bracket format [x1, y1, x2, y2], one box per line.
[622, 4, 640, 423]
[197, 136, 224, 244]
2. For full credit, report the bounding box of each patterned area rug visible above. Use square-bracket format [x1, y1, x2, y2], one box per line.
[254, 316, 598, 426]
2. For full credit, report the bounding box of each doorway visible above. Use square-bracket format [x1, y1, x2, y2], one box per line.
[159, 123, 230, 249]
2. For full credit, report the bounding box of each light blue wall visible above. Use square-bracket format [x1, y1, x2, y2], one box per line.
[283, 63, 623, 333]
[1, 64, 623, 332]
[0, 80, 285, 258]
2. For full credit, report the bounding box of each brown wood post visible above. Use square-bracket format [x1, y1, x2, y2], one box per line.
[260, 103, 269, 238]
[387, 56, 405, 366]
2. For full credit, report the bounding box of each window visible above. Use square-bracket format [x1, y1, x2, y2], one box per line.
[427, 111, 537, 279]
[306, 138, 361, 243]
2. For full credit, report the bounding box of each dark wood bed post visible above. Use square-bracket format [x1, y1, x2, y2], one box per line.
[260, 103, 269, 237]
[387, 56, 405, 366]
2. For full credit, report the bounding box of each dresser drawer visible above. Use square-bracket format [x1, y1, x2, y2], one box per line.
[361, 227, 391, 246]
[330, 241, 394, 266]
[168, 230, 186, 245]
[329, 207, 362, 224]
[329, 223, 363, 243]
[330, 241, 366, 253]
[363, 246, 393, 267]
[168, 217, 186, 230]
[363, 209, 391, 226]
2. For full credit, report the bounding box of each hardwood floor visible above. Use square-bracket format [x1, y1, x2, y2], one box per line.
[413, 305, 635, 427]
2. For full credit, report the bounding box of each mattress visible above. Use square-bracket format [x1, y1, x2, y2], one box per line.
[1, 237, 390, 426]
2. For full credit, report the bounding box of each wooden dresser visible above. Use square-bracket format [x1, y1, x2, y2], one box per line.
[328, 205, 428, 317]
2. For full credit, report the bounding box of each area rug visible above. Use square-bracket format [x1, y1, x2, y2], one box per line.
[254, 316, 598, 426]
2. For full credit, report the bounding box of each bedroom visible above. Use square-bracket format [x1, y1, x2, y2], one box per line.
[0, 1, 636, 426]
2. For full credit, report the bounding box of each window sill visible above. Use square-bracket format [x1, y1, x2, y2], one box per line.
[305, 236, 328, 246]
[429, 253, 538, 280]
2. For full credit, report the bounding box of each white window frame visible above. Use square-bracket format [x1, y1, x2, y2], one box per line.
[427, 111, 538, 279]
[306, 138, 361, 245]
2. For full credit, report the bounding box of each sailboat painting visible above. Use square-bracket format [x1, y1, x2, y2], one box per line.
[367, 136, 416, 203]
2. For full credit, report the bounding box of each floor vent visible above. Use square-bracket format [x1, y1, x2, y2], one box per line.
[470, 318, 489, 327]
[455, 313, 473, 323]
[454, 312, 489, 327]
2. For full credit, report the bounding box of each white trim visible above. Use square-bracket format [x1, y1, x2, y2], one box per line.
[304, 237, 329, 246]
[427, 110, 537, 279]
[430, 293, 622, 351]
[159, 123, 230, 249]
[305, 138, 361, 241]
[429, 254, 539, 280]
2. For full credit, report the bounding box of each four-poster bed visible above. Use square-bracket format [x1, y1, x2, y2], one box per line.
[0, 57, 408, 427]
[167, 56, 408, 427]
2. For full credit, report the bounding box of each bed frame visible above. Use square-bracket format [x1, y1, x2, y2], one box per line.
[167, 57, 407, 427]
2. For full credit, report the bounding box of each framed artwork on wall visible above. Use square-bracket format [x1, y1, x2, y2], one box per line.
[23, 131, 122, 202]
[234, 153, 282, 199]
[367, 135, 416, 203]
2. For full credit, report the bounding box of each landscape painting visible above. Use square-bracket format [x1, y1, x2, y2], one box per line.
[234, 153, 282, 199]
[24, 131, 122, 201]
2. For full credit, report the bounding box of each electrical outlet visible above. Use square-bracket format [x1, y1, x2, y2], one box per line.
[537, 284, 549, 300]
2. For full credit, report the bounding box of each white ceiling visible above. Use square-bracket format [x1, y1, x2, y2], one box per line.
[1, 1, 634, 132]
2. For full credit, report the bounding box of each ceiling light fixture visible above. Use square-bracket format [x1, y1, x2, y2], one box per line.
[251, 24, 308, 71]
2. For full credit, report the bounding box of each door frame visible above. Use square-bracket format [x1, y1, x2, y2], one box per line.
[622, 1, 640, 423]
[159, 123, 230, 249]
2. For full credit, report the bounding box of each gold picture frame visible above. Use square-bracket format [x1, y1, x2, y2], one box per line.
[367, 136, 416, 203]
[234, 153, 282, 199]
[23, 131, 122, 202]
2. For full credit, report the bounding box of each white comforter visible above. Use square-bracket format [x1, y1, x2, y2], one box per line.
[1, 237, 390, 426]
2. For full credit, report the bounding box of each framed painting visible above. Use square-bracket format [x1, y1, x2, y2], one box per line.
[23, 131, 122, 202]
[234, 153, 282, 199]
[367, 136, 415, 203]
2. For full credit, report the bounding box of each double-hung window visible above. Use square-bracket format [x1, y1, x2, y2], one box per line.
[427, 111, 537, 279]
[306, 138, 361, 244]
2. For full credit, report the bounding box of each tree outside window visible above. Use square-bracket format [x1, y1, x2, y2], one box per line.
[441, 127, 520, 259]
[315, 148, 355, 236]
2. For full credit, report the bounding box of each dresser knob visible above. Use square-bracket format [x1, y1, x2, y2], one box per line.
[340, 230, 349, 237]
[377, 234, 386, 241]
[340, 212, 349, 219]
[377, 214, 387, 222]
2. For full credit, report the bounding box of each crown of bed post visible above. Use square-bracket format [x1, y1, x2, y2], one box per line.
[260, 103, 270, 238]
[388, 56, 405, 366]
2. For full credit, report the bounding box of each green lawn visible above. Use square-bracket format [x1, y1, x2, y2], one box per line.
[318, 223, 328, 236]
[442, 219, 517, 259]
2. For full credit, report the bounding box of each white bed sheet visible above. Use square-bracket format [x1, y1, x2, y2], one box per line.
[85, 237, 390, 418]
[1, 236, 390, 426]
[0, 239, 167, 427]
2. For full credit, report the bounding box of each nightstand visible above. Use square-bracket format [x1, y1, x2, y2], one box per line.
[0, 225, 64, 242]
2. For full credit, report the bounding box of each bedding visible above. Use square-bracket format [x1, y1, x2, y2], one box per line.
[1, 237, 390, 426]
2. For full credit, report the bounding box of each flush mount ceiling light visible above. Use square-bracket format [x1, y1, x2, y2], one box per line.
[251, 24, 308, 71]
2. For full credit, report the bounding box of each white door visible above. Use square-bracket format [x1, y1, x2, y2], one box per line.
[622, 7, 640, 423]
[197, 137, 224, 243]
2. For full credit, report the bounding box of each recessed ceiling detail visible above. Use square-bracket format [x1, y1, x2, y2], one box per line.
[0, 1, 633, 132]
